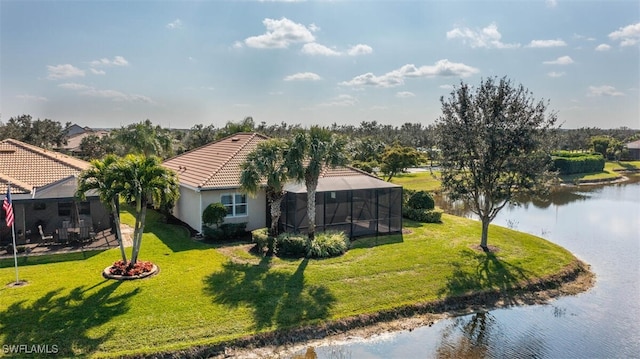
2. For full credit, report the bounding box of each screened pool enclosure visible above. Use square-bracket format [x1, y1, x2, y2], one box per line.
[280, 175, 402, 239]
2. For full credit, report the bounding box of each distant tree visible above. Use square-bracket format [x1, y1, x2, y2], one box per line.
[112, 119, 174, 158]
[286, 127, 348, 242]
[79, 134, 117, 160]
[183, 124, 217, 151]
[347, 136, 386, 174]
[436, 77, 557, 251]
[380, 142, 425, 181]
[0, 115, 69, 148]
[216, 116, 255, 140]
[240, 138, 290, 241]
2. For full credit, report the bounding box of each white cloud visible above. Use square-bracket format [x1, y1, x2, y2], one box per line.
[166, 19, 183, 29]
[58, 82, 154, 103]
[547, 71, 565, 78]
[439, 84, 454, 90]
[546, 0, 558, 8]
[90, 68, 106, 75]
[90, 56, 129, 67]
[340, 59, 479, 88]
[46, 64, 85, 80]
[284, 72, 322, 81]
[595, 44, 611, 51]
[608, 22, 640, 47]
[527, 39, 566, 48]
[316, 94, 357, 108]
[588, 85, 624, 97]
[446, 23, 520, 49]
[347, 44, 373, 56]
[232, 41, 244, 49]
[244, 17, 315, 49]
[301, 43, 341, 56]
[16, 94, 48, 102]
[543, 55, 574, 65]
[396, 91, 415, 98]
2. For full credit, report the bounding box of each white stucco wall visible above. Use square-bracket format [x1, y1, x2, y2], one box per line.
[173, 185, 267, 233]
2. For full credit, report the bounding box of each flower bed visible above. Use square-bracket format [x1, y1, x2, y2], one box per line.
[103, 260, 158, 280]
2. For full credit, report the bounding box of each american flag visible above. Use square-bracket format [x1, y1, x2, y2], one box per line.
[3, 185, 14, 227]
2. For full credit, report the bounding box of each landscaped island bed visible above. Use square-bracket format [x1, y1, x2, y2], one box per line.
[0, 210, 593, 358]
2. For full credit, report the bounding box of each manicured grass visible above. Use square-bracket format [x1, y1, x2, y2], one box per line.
[0, 207, 576, 358]
[391, 170, 442, 191]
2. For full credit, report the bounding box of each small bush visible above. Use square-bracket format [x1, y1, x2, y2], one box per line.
[202, 203, 228, 228]
[404, 208, 443, 223]
[203, 222, 247, 241]
[406, 190, 435, 210]
[251, 228, 273, 254]
[275, 233, 308, 258]
[307, 231, 350, 259]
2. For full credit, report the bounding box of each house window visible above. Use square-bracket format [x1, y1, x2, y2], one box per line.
[221, 193, 247, 217]
[58, 202, 72, 216]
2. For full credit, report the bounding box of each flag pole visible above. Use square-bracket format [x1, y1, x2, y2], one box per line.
[4, 182, 19, 284]
[11, 214, 19, 284]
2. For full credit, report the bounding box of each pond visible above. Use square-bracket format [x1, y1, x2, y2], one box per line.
[304, 175, 640, 358]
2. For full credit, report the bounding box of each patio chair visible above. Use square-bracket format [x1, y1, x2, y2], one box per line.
[62, 220, 70, 228]
[79, 226, 92, 241]
[38, 225, 54, 242]
[57, 228, 70, 243]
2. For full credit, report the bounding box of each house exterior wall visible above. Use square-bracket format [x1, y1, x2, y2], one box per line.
[200, 188, 267, 232]
[173, 185, 202, 233]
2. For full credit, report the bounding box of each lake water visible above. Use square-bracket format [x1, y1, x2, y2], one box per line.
[307, 176, 640, 358]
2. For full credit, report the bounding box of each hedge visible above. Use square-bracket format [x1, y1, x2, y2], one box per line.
[552, 151, 605, 175]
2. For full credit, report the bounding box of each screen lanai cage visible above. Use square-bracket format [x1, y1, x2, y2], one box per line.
[280, 174, 403, 239]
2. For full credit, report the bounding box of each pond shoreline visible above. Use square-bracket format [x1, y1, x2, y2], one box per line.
[144, 259, 594, 359]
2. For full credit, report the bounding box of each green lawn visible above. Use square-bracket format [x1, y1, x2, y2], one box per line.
[559, 161, 640, 184]
[0, 207, 577, 358]
[391, 170, 442, 191]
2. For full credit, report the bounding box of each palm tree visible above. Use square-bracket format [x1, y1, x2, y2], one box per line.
[240, 138, 289, 242]
[287, 126, 347, 241]
[117, 154, 180, 265]
[76, 155, 128, 262]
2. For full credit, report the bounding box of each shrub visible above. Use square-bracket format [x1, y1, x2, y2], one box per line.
[406, 190, 435, 210]
[404, 208, 443, 223]
[251, 228, 273, 254]
[275, 233, 308, 258]
[202, 203, 227, 228]
[203, 222, 247, 241]
[307, 231, 350, 259]
[552, 152, 605, 175]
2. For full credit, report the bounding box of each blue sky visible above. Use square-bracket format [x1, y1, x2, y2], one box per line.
[1, 0, 638, 130]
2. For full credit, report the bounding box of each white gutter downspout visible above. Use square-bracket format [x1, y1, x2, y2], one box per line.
[198, 186, 203, 234]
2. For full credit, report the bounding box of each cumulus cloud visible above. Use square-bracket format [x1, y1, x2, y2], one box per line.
[284, 72, 322, 81]
[90, 68, 106, 75]
[588, 85, 624, 97]
[446, 23, 520, 49]
[396, 91, 415, 98]
[527, 39, 566, 48]
[90, 56, 129, 67]
[340, 60, 479, 88]
[347, 44, 373, 56]
[46, 64, 85, 80]
[58, 82, 154, 103]
[608, 22, 640, 47]
[166, 19, 183, 29]
[244, 17, 315, 48]
[595, 44, 611, 51]
[301, 43, 340, 56]
[543, 55, 574, 65]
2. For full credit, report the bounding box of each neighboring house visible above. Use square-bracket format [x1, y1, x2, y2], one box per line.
[625, 140, 640, 160]
[163, 132, 403, 238]
[58, 124, 110, 157]
[0, 139, 110, 245]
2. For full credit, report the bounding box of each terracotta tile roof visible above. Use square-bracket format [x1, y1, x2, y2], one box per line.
[626, 140, 640, 150]
[163, 132, 270, 189]
[0, 138, 89, 194]
[163, 132, 386, 190]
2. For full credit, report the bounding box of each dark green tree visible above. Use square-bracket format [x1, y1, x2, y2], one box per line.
[112, 119, 174, 158]
[436, 77, 557, 251]
[380, 142, 425, 181]
[215, 116, 255, 140]
[0, 115, 69, 148]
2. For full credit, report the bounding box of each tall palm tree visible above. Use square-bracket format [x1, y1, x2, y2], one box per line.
[117, 155, 180, 265]
[287, 126, 347, 241]
[76, 155, 128, 262]
[240, 138, 289, 240]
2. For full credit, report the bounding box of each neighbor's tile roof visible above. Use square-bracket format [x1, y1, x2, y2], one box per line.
[626, 140, 640, 150]
[0, 138, 89, 194]
[163, 132, 270, 189]
[163, 132, 388, 190]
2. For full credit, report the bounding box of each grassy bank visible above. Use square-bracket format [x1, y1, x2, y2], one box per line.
[0, 207, 581, 358]
[391, 170, 441, 191]
[558, 161, 640, 184]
